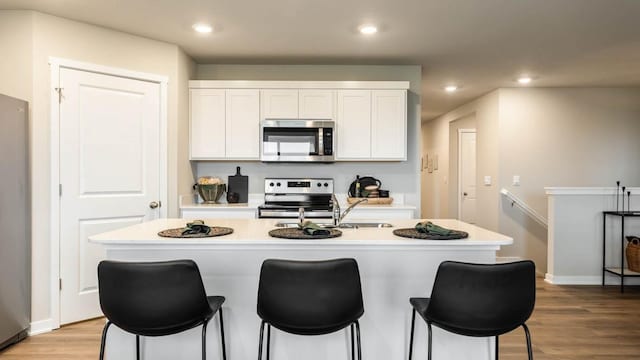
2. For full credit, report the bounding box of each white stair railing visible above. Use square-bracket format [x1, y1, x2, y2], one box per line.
[500, 188, 548, 228]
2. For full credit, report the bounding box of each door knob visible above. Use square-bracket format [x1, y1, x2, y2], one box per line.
[149, 201, 160, 209]
[463, 192, 468, 196]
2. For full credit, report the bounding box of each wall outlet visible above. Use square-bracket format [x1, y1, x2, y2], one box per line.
[484, 176, 492, 186]
[513, 175, 520, 186]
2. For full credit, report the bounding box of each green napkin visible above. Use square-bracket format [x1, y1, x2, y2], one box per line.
[415, 221, 454, 236]
[298, 220, 330, 236]
[182, 220, 211, 235]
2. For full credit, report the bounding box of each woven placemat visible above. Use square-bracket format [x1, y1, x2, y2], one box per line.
[393, 228, 468, 240]
[158, 227, 234, 238]
[268, 228, 342, 240]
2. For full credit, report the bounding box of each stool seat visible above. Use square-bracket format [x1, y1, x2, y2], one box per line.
[408, 261, 536, 360]
[257, 258, 364, 360]
[409, 297, 430, 321]
[98, 260, 227, 360]
[207, 296, 225, 314]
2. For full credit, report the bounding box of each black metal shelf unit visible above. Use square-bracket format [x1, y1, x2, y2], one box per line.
[602, 211, 640, 293]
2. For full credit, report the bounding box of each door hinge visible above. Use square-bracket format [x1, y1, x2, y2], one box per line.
[59, 184, 62, 197]
[59, 278, 62, 290]
[54, 87, 64, 103]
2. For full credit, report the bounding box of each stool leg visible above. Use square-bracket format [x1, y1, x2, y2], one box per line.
[266, 324, 271, 360]
[202, 318, 210, 360]
[408, 309, 416, 360]
[99, 321, 112, 360]
[350, 323, 355, 360]
[355, 320, 362, 360]
[523, 324, 533, 360]
[218, 309, 227, 360]
[258, 321, 265, 360]
[426, 322, 432, 360]
[495, 336, 499, 360]
[136, 335, 141, 360]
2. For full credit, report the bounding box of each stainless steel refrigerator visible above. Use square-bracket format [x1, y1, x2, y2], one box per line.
[0, 94, 30, 350]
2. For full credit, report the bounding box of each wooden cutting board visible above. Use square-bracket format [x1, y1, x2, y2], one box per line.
[227, 166, 248, 203]
[347, 197, 393, 205]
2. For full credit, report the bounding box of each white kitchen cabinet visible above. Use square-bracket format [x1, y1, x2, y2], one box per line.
[190, 89, 226, 159]
[261, 89, 298, 119]
[226, 89, 260, 159]
[190, 89, 260, 160]
[371, 90, 407, 160]
[336, 90, 372, 159]
[335, 89, 407, 161]
[299, 90, 334, 119]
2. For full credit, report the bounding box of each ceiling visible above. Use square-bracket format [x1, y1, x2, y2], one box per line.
[2, 0, 640, 120]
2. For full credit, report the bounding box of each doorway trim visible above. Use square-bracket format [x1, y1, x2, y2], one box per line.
[49, 57, 168, 329]
[457, 128, 476, 220]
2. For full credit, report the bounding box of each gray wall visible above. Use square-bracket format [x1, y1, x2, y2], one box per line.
[193, 65, 422, 208]
[422, 87, 640, 272]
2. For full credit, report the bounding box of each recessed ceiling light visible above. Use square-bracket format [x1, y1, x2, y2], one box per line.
[444, 85, 458, 93]
[359, 25, 378, 35]
[193, 23, 213, 34]
[517, 76, 532, 85]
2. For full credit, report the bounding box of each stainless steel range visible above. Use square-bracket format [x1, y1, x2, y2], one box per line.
[258, 178, 334, 219]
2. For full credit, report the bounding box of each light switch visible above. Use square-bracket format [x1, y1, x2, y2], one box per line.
[484, 176, 492, 186]
[513, 175, 520, 186]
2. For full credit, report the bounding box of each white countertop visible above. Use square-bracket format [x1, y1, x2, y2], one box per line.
[90, 218, 512, 247]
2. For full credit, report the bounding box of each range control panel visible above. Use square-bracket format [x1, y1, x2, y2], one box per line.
[264, 178, 334, 194]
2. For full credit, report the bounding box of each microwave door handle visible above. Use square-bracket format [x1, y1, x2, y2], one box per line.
[318, 128, 324, 156]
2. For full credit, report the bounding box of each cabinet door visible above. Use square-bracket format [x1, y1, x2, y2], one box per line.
[371, 90, 407, 160]
[190, 89, 225, 159]
[336, 90, 371, 159]
[261, 89, 298, 119]
[299, 90, 334, 119]
[226, 89, 260, 159]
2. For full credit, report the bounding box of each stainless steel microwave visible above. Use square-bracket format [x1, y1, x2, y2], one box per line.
[261, 119, 335, 162]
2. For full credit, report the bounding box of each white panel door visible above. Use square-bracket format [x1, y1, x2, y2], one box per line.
[226, 89, 260, 159]
[59, 68, 162, 324]
[459, 130, 477, 224]
[299, 90, 334, 119]
[261, 89, 298, 119]
[371, 90, 407, 160]
[336, 90, 371, 159]
[190, 89, 226, 159]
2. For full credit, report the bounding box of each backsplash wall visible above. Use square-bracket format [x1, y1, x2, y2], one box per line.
[192, 64, 422, 209]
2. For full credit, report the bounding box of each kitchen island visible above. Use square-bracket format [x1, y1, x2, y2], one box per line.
[90, 218, 512, 360]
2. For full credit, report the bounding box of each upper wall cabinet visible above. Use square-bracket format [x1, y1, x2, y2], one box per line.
[262, 89, 335, 120]
[299, 90, 335, 119]
[190, 89, 226, 159]
[190, 88, 260, 160]
[189, 81, 409, 162]
[261, 90, 298, 119]
[371, 90, 407, 160]
[336, 89, 407, 161]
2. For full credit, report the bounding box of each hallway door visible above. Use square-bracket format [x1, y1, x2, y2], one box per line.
[458, 129, 477, 223]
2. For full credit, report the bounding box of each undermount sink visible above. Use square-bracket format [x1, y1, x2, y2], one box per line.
[274, 221, 393, 229]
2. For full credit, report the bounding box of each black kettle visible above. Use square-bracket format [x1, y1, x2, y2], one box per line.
[348, 176, 382, 197]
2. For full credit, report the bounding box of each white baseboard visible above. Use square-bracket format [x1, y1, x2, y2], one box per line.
[545, 273, 640, 285]
[29, 318, 54, 336]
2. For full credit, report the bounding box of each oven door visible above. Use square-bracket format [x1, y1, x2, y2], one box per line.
[261, 120, 334, 162]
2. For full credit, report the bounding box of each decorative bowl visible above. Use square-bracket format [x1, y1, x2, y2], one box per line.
[197, 183, 226, 204]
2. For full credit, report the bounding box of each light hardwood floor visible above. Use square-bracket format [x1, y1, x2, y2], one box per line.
[1, 279, 639, 360]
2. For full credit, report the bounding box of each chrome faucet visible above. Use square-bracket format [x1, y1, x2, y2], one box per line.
[332, 194, 368, 226]
[298, 207, 305, 226]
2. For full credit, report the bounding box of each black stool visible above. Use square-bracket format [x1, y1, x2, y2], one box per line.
[97, 259, 227, 360]
[257, 258, 364, 360]
[408, 261, 536, 360]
